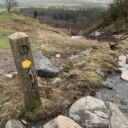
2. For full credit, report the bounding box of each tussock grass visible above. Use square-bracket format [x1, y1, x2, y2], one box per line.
[65, 49, 117, 86]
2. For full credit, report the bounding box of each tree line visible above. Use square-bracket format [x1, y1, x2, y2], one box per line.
[104, 0, 128, 28]
[20, 7, 105, 31]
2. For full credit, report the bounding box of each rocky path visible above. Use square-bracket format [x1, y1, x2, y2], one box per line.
[96, 55, 128, 119]
[96, 75, 128, 118]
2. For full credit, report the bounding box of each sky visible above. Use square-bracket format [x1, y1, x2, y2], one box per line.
[16, 0, 113, 4]
[0, 0, 113, 4]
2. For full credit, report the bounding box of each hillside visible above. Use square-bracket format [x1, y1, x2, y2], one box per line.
[0, 12, 128, 127]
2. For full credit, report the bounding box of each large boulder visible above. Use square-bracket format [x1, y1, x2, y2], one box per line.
[108, 102, 128, 128]
[69, 96, 128, 128]
[5, 120, 25, 128]
[43, 115, 82, 128]
[33, 51, 60, 78]
[69, 96, 110, 128]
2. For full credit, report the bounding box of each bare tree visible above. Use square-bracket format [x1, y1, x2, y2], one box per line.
[3, 0, 18, 12]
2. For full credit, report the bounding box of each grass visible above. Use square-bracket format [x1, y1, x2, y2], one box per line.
[0, 12, 32, 24]
[65, 49, 118, 86]
[0, 12, 42, 49]
[0, 29, 10, 48]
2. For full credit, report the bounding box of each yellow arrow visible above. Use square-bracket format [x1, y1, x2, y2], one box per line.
[22, 59, 32, 69]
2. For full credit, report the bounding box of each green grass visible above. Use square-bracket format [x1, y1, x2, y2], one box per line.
[0, 12, 25, 22]
[0, 29, 10, 48]
[0, 11, 41, 30]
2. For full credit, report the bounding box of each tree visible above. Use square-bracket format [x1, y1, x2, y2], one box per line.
[3, 0, 18, 12]
[111, 0, 128, 27]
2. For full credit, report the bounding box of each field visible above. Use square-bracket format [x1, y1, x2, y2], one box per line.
[0, 11, 128, 127]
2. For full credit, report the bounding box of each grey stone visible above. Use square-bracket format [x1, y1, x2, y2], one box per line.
[69, 96, 110, 128]
[120, 98, 128, 106]
[33, 51, 59, 78]
[5, 120, 25, 128]
[52, 77, 62, 84]
[4, 72, 18, 79]
[4, 74, 13, 79]
[56, 54, 61, 58]
[96, 69, 105, 78]
[43, 115, 82, 128]
[114, 68, 122, 73]
[108, 102, 128, 128]
[103, 82, 113, 90]
[118, 55, 128, 81]
[20, 119, 27, 125]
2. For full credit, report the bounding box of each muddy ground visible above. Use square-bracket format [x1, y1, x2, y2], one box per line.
[0, 49, 15, 75]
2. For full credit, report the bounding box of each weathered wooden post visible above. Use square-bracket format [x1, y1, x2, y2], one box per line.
[9, 32, 42, 111]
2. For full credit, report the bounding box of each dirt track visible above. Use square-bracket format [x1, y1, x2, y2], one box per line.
[0, 49, 16, 75]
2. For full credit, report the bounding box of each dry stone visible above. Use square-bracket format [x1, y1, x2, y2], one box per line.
[5, 120, 25, 128]
[33, 51, 59, 78]
[69, 96, 110, 128]
[43, 115, 82, 128]
[69, 96, 128, 128]
[108, 102, 128, 128]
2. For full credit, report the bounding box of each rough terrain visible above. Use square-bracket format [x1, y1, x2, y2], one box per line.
[0, 12, 128, 128]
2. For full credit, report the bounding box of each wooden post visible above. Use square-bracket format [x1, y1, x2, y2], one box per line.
[9, 32, 42, 111]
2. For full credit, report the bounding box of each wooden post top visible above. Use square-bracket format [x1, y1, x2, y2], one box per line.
[9, 32, 29, 40]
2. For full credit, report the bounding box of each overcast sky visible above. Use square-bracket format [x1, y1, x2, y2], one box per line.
[16, 0, 113, 3]
[0, 0, 113, 4]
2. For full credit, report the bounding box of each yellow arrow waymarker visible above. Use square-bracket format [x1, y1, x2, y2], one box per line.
[22, 60, 32, 69]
